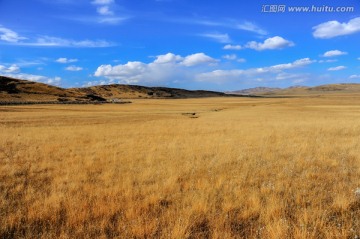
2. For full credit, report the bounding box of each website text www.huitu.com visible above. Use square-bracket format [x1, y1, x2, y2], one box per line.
[261, 5, 355, 13]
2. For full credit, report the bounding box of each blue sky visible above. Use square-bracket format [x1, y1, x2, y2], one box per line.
[0, 0, 360, 91]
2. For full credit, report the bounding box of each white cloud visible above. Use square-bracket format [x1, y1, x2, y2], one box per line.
[275, 73, 307, 81]
[181, 53, 218, 66]
[92, 0, 114, 5]
[223, 44, 242, 50]
[0, 25, 115, 47]
[90, 0, 125, 25]
[95, 62, 147, 79]
[313, 17, 360, 39]
[222, 54, 246, 63]
[322, 50, 347, 57]
[200, 33, 231, 43]
[4, 73, 61, 85]
[93, 54, 315, 87]
[236, 21, 267, 35]
[1, 62, 61, 85]
[349, 75, 360, 79]
[328, 66, 347, 71]
[245, 36, 294, 51]
[0, 64, 20, 73]
[358, 57, 360, 60]
[268, 58, 315, 71]
[176, 19, 267, 35]
[19, 36, 114, 47]
[65, 65, 83, 71]
[196, 58, 314, 82]
[0, 26, 27, 42]
[153, 53, 183, 64]
[318, 59, 338, 63]
[97, 5, 113, 15]
[98, 17, 129, 24]
[56, 58, 78, 63]
[94, 52, 218, 84]
[222, 54, 237, 60]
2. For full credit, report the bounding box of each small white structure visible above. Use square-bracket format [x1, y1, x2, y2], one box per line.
[108, 98, 122, 103]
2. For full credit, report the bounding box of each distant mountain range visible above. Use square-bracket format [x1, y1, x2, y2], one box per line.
[227, 84, 360, 96]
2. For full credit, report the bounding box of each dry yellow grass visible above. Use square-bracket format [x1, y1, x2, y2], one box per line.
[1, 97, 360, 238]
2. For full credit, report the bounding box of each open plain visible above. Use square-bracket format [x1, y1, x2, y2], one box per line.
[1, 96, 360, 238]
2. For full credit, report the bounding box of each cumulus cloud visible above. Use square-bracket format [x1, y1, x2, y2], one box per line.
[245, 36, 294, 51]
[223, 44, 242, 50]
[313, 17, 360, 39]
[200, 33, 231, 43]
[0, 64, 20, 73]
[65, 65, 83, 71]
[328, 66, 347, 71]
[93, 54, 316, 87]
[322, 50, 347, 57]
[94, 52, 218, 84]
[153, 53, 183, 64]
[56, 57, 78, 63]
[181, 53, 218, 66]
[0, 26, 27, 43]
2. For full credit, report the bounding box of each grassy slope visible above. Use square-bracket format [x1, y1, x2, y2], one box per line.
[0, 76, 228, 102]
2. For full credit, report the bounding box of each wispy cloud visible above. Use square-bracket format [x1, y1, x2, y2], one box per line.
[0, 27, 116, 48]
[173, 18, 267, 35]
[200, 33, 231, 43]
[89, 0, 130, 25]
[23, 36, 115, 47]
[0, 64, 20, 73]
[65, 65, 83, 71]
[196, 58, 315, 83]
[321, 50, 347, 57]
[349, 75, 360, 79]
[328, 66, 347, 71]
[222, 54, 246, 63]
[56, 58, 78, 63]
[0, 26, 27, 42]
[2, 72, 62, 86]
[236, 21, 267, 35]
[223, 44, 242, 50]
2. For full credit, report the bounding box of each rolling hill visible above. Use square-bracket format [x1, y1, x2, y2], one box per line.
[0, 76, 233, 103]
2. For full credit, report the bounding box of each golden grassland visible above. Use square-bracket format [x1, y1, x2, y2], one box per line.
[1, 96, 360, 238]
